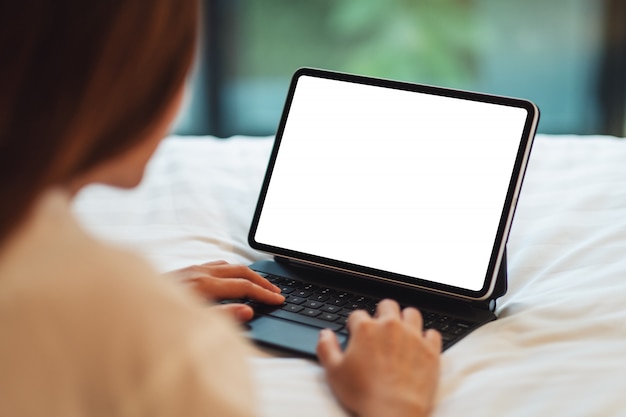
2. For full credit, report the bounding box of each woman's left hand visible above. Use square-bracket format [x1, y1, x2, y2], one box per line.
[167, 260, 284, 322]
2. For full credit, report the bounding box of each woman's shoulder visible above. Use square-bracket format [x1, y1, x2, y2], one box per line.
[0, 189, 170, 304]
[1, 189, 189, 306]
[0, 190, 255, 417]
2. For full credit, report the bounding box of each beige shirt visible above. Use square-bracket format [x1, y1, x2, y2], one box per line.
[0, 190, 256, 417]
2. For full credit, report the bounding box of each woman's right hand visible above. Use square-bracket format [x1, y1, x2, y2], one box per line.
[166, 260, 284, 322]
[316, 299, 442, 417]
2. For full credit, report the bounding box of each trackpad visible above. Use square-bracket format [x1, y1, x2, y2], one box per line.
[248, 316, 347, 358]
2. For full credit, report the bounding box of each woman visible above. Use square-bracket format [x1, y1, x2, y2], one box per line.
[0, 1, 441, 416]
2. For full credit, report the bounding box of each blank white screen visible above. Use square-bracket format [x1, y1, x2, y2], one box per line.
[254, 75, 528, 291]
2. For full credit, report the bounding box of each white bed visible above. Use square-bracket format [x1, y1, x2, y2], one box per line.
[74, 134, 626, 417]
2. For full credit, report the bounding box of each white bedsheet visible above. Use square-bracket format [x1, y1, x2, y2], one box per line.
[74, 134, 626, 416]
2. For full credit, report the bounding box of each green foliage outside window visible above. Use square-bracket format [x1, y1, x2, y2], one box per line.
[239, 0, 478, 87]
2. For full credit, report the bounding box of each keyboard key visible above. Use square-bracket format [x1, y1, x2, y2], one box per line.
[282, 303, 304, 313]
[328, 297, 348, 307]
[345, 301, 368, 310]
[451, 320, 473, 334]
[454, 320, 472, 329]
[424, 312, 439, 321]
[299, 283, 319, 292]
[293, 290, 313, 298]
[285, 296, 306, 305]
[301, 308, 322, 318]
[303, 300, 324, 309]
[434, 322, 451, 332]
[320, 304, 342, 313]
[319, 312, 339, 322]
[451, 326, 466, 335]
[315, 288, 335, 295]
[278, 286, 295, 294]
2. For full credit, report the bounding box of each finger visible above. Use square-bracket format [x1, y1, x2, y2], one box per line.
[201, 260, 229, 266]
[424, 328, 443, 351]
[401, 306, 424, 329]
[198, 278, 285, 304]
[346, 309, 371, 332]
[316, 329, 343, 369]
[211, 303, 254, 322]
[375, 298, 401, 319]
[208, 264, 281, 293]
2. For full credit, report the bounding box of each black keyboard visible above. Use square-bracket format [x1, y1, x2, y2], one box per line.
[225, 272, 477, 349]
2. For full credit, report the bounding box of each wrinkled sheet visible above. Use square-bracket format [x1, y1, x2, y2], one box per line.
[74, 134, 626, 416]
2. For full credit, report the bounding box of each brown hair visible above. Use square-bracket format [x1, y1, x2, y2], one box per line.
[0, 0, 198, 241]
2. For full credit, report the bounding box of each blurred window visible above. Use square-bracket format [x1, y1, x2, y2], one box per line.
[175, 0, 626, 138]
